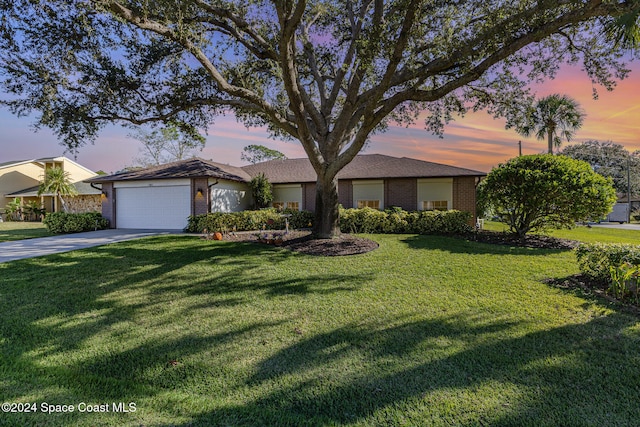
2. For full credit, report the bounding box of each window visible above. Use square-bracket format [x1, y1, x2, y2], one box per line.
[423, 200, 448, 211]
[272, 201, 299, 211]
[357, 200, 381, 209]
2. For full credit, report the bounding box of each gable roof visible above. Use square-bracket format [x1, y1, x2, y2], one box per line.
[0, 156, 94, 170]
[0, 159, 30, 169]
[87, 157, 252, 183]
[242, 154, 486, 183]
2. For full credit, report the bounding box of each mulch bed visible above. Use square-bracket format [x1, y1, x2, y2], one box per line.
[458, 230, 580, 250]
[544, 274, 640, 315]
[214, 230, 379, 256]
[214, 229, 578, 256]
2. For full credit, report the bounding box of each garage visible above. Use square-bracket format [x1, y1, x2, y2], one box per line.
[115, 180, 191, 230]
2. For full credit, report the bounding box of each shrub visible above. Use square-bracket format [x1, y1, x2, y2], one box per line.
[339, 207, 387, 233]
[478, 154, 617, 237]
[609, 263, 640, 303]
[575, 243, 640, 282]
[185, 209, 314, 233]
[187, 207, 471, 235]
[412, 210, 473, 234]
[339, 207, 472, 234]
[249, 173, 273, 209]
[43, 212, 109, 234]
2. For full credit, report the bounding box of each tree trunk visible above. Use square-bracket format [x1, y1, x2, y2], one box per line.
[547, 130, 554, 154]
[58, 194, 69, 213]
[313, 174, 340, 238]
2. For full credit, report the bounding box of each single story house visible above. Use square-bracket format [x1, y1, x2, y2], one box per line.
[1, 157, 100, 219]
[87, 154, 486, 230]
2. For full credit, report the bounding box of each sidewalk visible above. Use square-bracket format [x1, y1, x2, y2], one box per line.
[0, 229, 179, 263]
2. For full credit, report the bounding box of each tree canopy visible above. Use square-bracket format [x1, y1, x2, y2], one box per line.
[241, 145, 287, 164]
[38, 167, 78, 213]
[129, 123, 206, 166]
[512, 94, 585, 155]
[1, 0, 639, 236]
[560, 140, 640, 195]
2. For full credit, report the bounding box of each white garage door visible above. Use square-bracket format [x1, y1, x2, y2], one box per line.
[116, 185, 191, 230]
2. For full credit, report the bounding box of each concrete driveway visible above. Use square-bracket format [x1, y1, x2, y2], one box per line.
[0, 229, 180, 263]
[589, 222, 640, 231]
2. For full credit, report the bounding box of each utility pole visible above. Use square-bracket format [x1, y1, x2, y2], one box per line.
[628, 154, 632, 223]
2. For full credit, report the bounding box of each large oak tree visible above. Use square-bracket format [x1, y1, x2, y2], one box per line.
[1, 0, 638, 237]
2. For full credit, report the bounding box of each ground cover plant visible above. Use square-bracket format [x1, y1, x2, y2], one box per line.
[0, 222, 51, 242]
[1, 233, 639, 426]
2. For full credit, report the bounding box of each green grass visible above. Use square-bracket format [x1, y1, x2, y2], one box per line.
[483, 220, 640, 244]
[0, 222, 51, 242]
[1, 234, 639, 426]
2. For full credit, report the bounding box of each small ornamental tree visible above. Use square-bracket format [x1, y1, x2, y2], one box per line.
[478, 155, 617, 237]
[249, 173, 273, 209]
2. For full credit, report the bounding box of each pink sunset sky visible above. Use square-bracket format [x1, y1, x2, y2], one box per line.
[1, 63, 639, 174]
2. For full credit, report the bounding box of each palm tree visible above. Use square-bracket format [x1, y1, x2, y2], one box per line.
[38, 167, 78, 212]
[605, 7, 640, 50]
[517, 94, 585, 155]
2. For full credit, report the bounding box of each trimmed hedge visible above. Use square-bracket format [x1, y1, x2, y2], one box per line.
[575, 243, 640, 282]
[43, 212, 109, 234]
[185, 209, 314, 233]
[186, 207, 472, 235]
[339, 207, 472, 234]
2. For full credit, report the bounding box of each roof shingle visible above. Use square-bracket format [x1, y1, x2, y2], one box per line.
[242, 154, 486, 183]
[87, 158, 252, 183]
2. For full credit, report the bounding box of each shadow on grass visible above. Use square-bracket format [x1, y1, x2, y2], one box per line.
[177, 313, 640, 427]
[2, 235, 639, 426]
[0, 236, 372, 410]
[401, 234, 571, 256]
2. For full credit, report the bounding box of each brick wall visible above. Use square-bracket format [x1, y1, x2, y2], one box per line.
[452, 176, 478, 224]
[301, 183, 314, 211]
[338, 180, 352, 208]
[192, 178, 209, 216]
[385, 178, 417, 211]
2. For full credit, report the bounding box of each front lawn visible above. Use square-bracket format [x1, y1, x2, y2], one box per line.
[482, 220, 640, 244]
[1, 234, 639, 426]
[0, 222, 51, 242]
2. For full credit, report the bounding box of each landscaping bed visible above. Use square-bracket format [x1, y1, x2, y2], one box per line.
[462, 230, 580, 250]
[215, 228, 577, 255]
[211, 230, 379, 256]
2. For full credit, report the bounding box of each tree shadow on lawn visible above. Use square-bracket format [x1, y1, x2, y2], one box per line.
[0, 236, 372, 412]
[177, 312, 640, 427]
[401, 234, 572, 256]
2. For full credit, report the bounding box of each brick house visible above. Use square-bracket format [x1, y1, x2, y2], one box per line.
[88, 154, 486, 230]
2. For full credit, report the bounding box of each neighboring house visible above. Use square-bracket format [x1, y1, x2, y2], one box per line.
[0, 157, 100, 218]
[88, 154, 486, 230]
